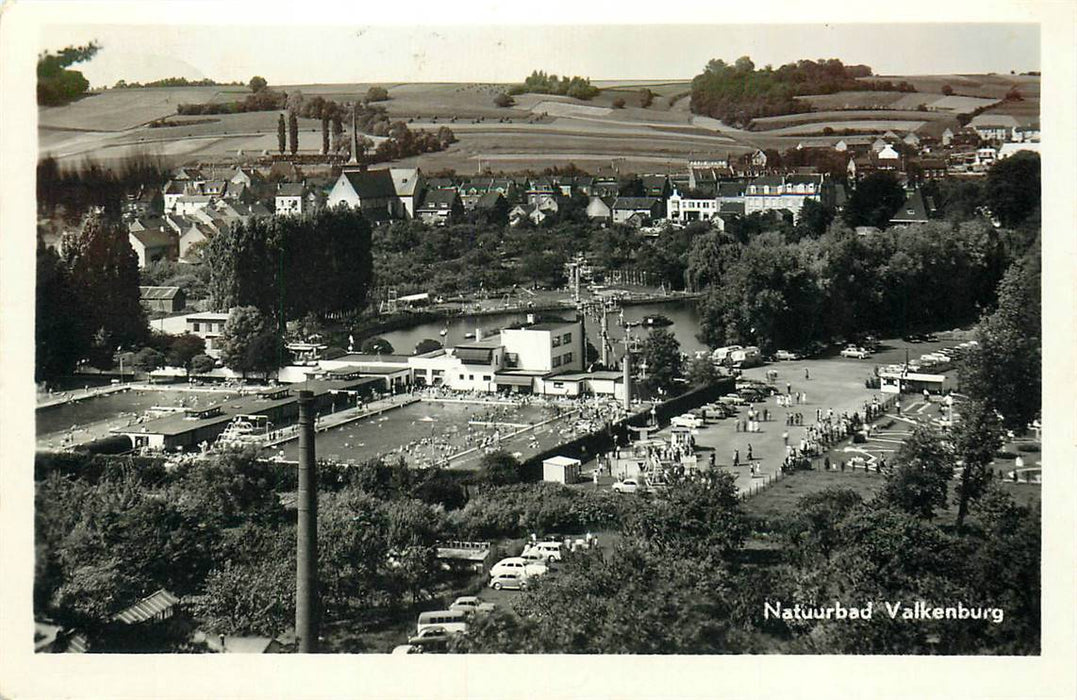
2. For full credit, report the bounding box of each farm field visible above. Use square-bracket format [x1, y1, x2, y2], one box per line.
[796, 91, 997, 113]
[751, 109, 953, 130]
[759, 119, 929, 136]
[35, 73, 1039, 169]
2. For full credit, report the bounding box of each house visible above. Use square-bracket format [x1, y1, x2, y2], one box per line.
[390, 168, 424, 218]
[997, 142, 1041, 160]
[913, 158, 948, 180]
[941, 128, 954, 146]
[1011, 123, 1040, 142]
[750, 149, 768, 168]
[114, 589, 180, 625]
[163, 181, 187, 212]
[275, 182, 304, 215]
[202, 180, 229, 197]
[666, 190, 719, 223]
[327, 168, 422, 220]
[611, 197, 662, 224]
[871, 137, 889, 153]
[974, 146, 998, 168]
[186, 312, 231, 356]
[585, 195, 615, 223]
[970, 114, 1019, 142]
[889, 189, 930, 226]
[473, 191, 508, 223]
[173, 194, 215, 217]
[128, 227, 177, 268]
[416, 188, 463, 226]
[592, 174, 620, 198]
[743, 174, 823, 220]
[542, 456, 582, 485]
[140, 286, 186, 313]
[508, 204, 548, 227]
[640, 174, 671, 198]
[878, 144, 901, 162]
[125, 186, 162, 218]
[179, 222, 214, 260]
[902, 132, 921, 148]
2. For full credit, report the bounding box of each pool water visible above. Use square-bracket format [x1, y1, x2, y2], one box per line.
[269, 399, 562, 467]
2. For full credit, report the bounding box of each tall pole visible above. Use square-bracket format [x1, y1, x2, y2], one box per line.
[622, 348, 632, 412]
[296, 390, 318, 653]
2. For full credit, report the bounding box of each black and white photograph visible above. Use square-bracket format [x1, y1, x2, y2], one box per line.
[1, 2, 1074, 699]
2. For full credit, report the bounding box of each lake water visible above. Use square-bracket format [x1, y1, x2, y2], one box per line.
[380, 299, 706, 358]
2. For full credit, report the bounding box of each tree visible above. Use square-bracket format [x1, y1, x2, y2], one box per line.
[217, 306, 284, 378]
[640, 328, 682, 395]
[60, 211, 148, 351]
[494, 93, 515, 108]
[684, 355, 719, 387]
[638, 88, 654, 108]
[37, 42, 100, 106]
[277, 114, 286, 154]
[788, 487, 862, 562]
[477, 451, 524, 487]
[132, 347, 164, 374]
[414, 338, 443, 355]
[365, 86, 389, 102]
[842, 172, 906, 228]
[983, 151, 1040, 228]
[952, 399, 1005, 530]
[288, 112, 299, 155]
[165, 334, 206, 376]
[321, 115, 330, 154]
[173, 446, 284, 528]
[960, 250, 1041, 430]
[249, 76, 268, 93]
[941, 84, 954, 96]
[612, 97, 626, 109]
[190, 353, 217, 375]
[36, 237, 86, 382]
[360, 337, 394, 355]
[879, 426, 954, 519]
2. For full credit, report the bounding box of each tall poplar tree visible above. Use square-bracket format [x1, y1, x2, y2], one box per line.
[277, 114, 286, 154]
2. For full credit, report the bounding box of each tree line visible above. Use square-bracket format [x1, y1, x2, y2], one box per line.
[509, 70, 599, 100]
[690, 56, 916, 127]
[203, 206, 374, 330]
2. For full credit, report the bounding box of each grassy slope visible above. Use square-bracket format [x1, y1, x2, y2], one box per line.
[36, 73, 1039, 168]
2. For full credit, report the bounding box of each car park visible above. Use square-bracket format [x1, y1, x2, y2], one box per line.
[489, 572, 528, 591]
[449, 596, 496, 615]
[840, 346, 870, 359]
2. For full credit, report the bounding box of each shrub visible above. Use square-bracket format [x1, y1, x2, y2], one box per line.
[612, 97, 626, 109]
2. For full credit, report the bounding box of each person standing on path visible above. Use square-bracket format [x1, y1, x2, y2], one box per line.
[804, 368, 810, 381]
[747, 443, 754, 461]
[782, 430, 789, 446]
[787, 382, 792, 395]
[734, 449, 740, 467]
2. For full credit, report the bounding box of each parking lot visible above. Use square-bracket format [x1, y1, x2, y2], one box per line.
[596, 334, 979, 496]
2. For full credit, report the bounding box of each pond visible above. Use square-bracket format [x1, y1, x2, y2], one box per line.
[378, 299, 706, 357]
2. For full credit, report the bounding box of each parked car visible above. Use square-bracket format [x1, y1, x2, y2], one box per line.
[522, 541, 563, 562]
[489, 557, 547, 579]
[772, 349, 801, 361]
[718, 393, 747, 406]
[391, 644, 422, 654]
[407, 626, 454, 647]
[840, 346, 870, 359]
[612, 478, 642, 494]
[489, 572, 528, 591]
[449, 596, 496, 615]
[670, 414, 704, 429]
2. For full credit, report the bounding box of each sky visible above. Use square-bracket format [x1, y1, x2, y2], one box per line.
[40, 23, 1041, 88]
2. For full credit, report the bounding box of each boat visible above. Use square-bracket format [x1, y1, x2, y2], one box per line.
[641, 314, 673, 327]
